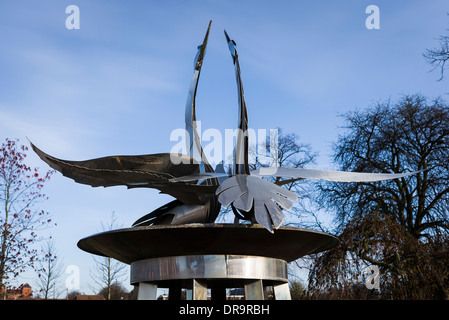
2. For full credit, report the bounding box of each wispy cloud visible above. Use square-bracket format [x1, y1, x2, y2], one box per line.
[0, 106, 96, 156]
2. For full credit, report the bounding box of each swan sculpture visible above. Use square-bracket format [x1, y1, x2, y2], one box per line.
[31, 21, 421, 232]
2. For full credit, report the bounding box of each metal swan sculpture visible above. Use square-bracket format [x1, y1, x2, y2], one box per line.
[30, 21, 423, 232]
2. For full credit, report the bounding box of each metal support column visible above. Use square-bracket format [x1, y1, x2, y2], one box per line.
[273, 282, 291, 300]
[131, 254, 289, 300]
[192, 279, 208, 300]
[244, 279, 264, 300]
[137, 282, 158, 300]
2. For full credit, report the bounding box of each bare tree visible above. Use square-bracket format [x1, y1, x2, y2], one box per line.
[290, 280, 307, 300]
[318, 95, 449, 237]
[424, 15, 449, 80]
[424, 36, 449, 80]
[0, 138, 54, 289]
[66, 289, 82, 300]
[309, 94, 449, 299]
[97, 282, 131, 300]
[34, 238, 64, 299]
[89, 212, 127, 300]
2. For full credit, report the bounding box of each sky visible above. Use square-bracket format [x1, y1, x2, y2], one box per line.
[1, 0, 448, 296]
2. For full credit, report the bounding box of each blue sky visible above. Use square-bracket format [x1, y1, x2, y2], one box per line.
[1, 0, 449, 295]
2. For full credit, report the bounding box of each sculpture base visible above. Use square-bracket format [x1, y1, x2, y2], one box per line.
[132, 254, 290, 300]
[77, 223, 338, 300]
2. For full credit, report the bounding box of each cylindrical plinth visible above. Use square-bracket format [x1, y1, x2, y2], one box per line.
[131, 255, 287, 284]
[77, 224, 339, 300]
[131, 254, 291, 300]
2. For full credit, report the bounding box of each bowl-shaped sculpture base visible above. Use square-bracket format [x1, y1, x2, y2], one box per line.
[77, 223, 338, 300]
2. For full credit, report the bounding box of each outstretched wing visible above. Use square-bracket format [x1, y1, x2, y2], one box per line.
[29, 22, 220, 206]
[169, 172, 230, 182]
[216, 175, 298, 233]
[30, 142, 218, 204]
[251, 167, 424, 182]
[212, 166, 424, 232]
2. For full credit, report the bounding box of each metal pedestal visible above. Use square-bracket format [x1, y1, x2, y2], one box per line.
[77, 223, 339, 300]
[131, 254, 291, 300]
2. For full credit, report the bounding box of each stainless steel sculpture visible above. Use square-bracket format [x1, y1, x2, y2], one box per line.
[30, 21, 421, 233]
[30, 20, 425, 300]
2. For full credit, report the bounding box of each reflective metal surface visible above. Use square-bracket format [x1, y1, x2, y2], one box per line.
[185, 20, 212, 172]
[191, 279, 208, 300]
[224, 30, 249, 176]
[244, 280, 264, 300]
[28, 18, 423, 300]
[137, 282, 157, 300]
[31, 21, 422, 233]
[77, 223, 339, 264]
[132, 199, 207, 226]
[273, 282, 291, 300]
[130, 255, 287, 285]
[216, 175, 298, 232]
[251, 166, 423, 183]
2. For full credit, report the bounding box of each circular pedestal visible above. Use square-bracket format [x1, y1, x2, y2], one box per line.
[131, 254, 290, 300]
[77, 223, 338, 300]
[77, 223, 338, 264]
[131, 255, 287, 284]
